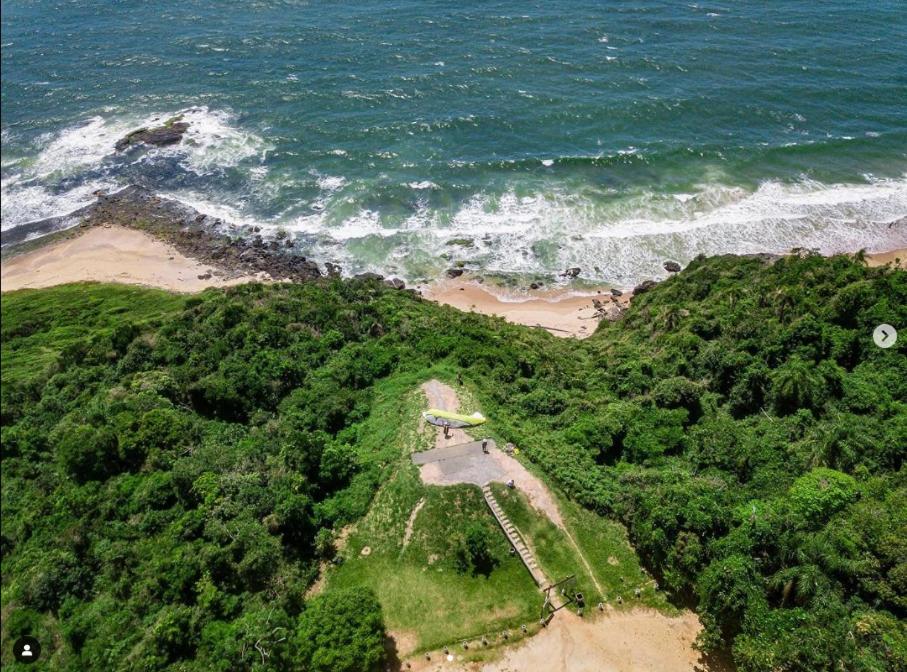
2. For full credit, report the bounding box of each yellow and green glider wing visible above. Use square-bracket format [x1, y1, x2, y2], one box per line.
[422, 408, 487, 428]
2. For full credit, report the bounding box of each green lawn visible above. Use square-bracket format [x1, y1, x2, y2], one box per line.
[325, 374, 677, 652]
[325, 383, 542, 652]
[491, 481, 673, 613]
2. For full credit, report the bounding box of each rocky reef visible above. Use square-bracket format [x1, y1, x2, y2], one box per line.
[115, 117, 190, 151]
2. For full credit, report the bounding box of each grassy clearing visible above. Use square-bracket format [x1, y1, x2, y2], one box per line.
[325, 378, 541, 652]
[327, 370, 675, 653]
[491, 482, 597, 601]
[1, 283, 185, 385]
[491, 481, 673, 614]
[554, 491, 676, 613]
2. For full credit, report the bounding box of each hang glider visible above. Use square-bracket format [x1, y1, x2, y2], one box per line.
[422, 408, 487, 428]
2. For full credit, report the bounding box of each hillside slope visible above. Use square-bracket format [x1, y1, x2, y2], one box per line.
[2, 253, 905, 671]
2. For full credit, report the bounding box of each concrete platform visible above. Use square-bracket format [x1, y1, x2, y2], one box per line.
[411, 439, 506, 486]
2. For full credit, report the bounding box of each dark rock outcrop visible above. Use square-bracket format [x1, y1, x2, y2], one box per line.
[663, 260, 682, 273]
[562, 267, 581, 278]
[384, 277, 406, 290]
[610, 288, 624, 297]
[115, 119, 190, 151]
[446, 268, 465, 278]
[2, 185, 324, 282]
[633, 279, 658, 295]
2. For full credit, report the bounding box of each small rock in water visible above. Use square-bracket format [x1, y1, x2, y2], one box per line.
[446, 268, 465, 278]
[663, 260, 682, 273]
[562, 267, 581, 278]
[115, 118, 189, 151]
[610, 288, 624, 297]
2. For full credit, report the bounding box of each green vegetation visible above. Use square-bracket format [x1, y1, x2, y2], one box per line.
[295, 587, 385, 672]
[490, 481, 670, 612]
[324, 386, 540, 651]
[1, 283, 185, 386]
[2, 252, 905, 671]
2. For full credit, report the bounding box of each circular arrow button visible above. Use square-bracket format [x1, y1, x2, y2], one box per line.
[873, 324, 897, 349]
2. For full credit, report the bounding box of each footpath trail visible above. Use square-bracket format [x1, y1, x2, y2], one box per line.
[405, 380, 717, 672]
[417, 380, 602, 597]
[418, 380, 565, 527]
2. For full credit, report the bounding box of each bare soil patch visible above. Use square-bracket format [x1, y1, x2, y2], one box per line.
[483, 609, 720, 672]
[402, 497, 426, 549]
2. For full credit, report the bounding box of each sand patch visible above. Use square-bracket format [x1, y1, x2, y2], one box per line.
[484, 609, 717, 672]
[866, 247, 906, 268]
[388, 629, 420, 658]
[422, 280, 628, 339]
[1, 225, 262, 293]
[402, 609, 720, 672]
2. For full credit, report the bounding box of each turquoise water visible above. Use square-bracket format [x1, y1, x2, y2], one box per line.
[2, 0, 906, 284]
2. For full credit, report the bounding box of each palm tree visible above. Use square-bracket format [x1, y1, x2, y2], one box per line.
[661, 305, 682, 331]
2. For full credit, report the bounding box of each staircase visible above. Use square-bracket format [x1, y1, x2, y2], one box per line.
[481, 484, 546, 586]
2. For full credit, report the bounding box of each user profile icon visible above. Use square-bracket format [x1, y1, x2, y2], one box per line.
[13, 635, 41, 663]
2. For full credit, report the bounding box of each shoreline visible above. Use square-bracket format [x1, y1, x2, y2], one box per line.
[0, 225, 265, 293]
[420, 279, 630, 338]
[2, 199, 904, 338]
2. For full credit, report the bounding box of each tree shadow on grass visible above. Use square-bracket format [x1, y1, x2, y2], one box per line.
[384, 634, 403, 671]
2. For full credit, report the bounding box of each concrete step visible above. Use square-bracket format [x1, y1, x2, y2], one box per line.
[482, 485, 544, 587]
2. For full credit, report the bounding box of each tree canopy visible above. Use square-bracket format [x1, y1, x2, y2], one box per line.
[2, 252, 905, 671]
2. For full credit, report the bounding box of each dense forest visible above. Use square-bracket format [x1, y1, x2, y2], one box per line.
[2, 252, 905, 671]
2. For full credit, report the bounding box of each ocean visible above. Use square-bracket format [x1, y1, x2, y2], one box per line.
[2, 0, 906, 285]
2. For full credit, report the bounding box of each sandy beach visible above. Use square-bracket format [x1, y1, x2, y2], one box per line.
[2, 225, 903, 339]
[865, 248, 907, 268]
[1, 225, 263, 293]
[421, 280, 630, 338]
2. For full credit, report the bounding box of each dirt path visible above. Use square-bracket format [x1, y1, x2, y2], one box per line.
[304, 525, 353, 599]
[418, 380, 564, 528]
[403, 608, 720, 672]
[483, 609, 714, 672]
[402, 497, 426, 550]
[421, 379, 473, 447]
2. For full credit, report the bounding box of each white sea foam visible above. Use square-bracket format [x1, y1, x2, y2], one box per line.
[164, 107, 270, 173]
[158, 174, 906, 284]
[316, 175, 347, 191]
[1, 177, 117, 232]
[1, 106, 268, 231]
